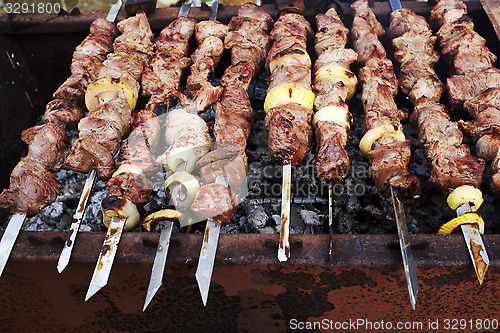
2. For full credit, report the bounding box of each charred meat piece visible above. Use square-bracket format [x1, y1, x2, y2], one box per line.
[367, 141, 419, 197]
[459, 107, 500, 141]
[53, 18, 118, 101]
[43, 99, 85, 125]
[107, 171, 153, 206]
[0, 158, 61, 216]
[190, 183, 239, 225]
[264, 103, 314, 166]
[447, 68, 500, 108]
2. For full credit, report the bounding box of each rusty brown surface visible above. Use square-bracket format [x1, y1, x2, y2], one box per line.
[0, 232, 498, 331]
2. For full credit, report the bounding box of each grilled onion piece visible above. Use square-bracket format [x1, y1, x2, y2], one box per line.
[264, 84, 315, 112]
[359, 124, 406, 155]
[446, 184, 484, 211]
[312, 105, 351, 129]
[85, 77, 138, 111]
[165, 171, 200, 208]
[314, 65, 358, 100]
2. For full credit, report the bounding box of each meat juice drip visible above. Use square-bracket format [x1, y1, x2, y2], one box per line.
[1, 9, 499, 235]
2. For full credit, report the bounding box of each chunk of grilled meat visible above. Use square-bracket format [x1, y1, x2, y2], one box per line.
[0, 123, 69, 216]
[227, 3, 273, 33]
[43, 99, 84, 125]
[141, 17, 197, 96]
[53, 18, 118, 101]
[351, 15, 386, 63]
[447, 66, 500, 108]
[389, 8, 432, 38]
[21, 123, 70, 172]
[0, 158, 62, 216]
[190, 183, 239, 225]
[114, 12, 153, 55]
[196, 144, 248, 190]
[265, 103, 314, 165]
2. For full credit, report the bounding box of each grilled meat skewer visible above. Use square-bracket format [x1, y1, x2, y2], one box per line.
[352, 0, 420, 198]
[312, 7, 357, 183]
[431, 0, 500, 193]
[391, 2, 489, 284]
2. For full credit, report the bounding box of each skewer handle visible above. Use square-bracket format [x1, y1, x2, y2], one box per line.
[278, 164, 292, 262]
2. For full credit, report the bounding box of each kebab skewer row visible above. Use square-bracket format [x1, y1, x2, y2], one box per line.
[352, 1, 420, 198]
[0, 7, 120, 277]
[261, 9, 315, 262]
[190, 3, 273, 306]
[82, 11, 155, 301]
[56, 10, 155, 274]
[389, 5, 489, 283]
[104, 9, 199, 311]
[351, 0, 420, 309]
[430, 0, 500, 194]
[310, 3, 358, 232]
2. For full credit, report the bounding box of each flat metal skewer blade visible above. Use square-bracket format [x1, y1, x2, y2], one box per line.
[390, 186, 418, 310]
[0, 213, 26, 277]
[178, 0, 192, 17]
[328, 184, 334, 258]
[85, 217, 125, 301]
[57, 169, 97, 273]
[388, 0, 402, 11]
[195, 175, 227, 306]
[143, 221, 173, 311]
[209, 0, 219, 21]
[278, 164, 292, 262]
[106, 0, 123, 22]
[456, 203, 490, 284]
[195, 219, 220, 306]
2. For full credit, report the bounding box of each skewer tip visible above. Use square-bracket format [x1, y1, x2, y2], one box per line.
[85, 284, 102, 301]
[196, 272, 209, 306]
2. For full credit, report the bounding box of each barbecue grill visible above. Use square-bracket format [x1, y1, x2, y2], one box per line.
[0, 1, 499, 331]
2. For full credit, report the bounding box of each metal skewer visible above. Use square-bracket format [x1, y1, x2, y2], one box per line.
[390, 186, 418, 310]
[456, 203, 489, 284]
[195, 175, 227, 306]
[85, 217, 126, 301]
[278, 163, 292, 262]
[0, 212, 26, 277]
[57, 169, 97, 273]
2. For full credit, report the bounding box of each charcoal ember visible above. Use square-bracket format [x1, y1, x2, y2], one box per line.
[300, 209, 321, 226]
[247, 204, 269, 229]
